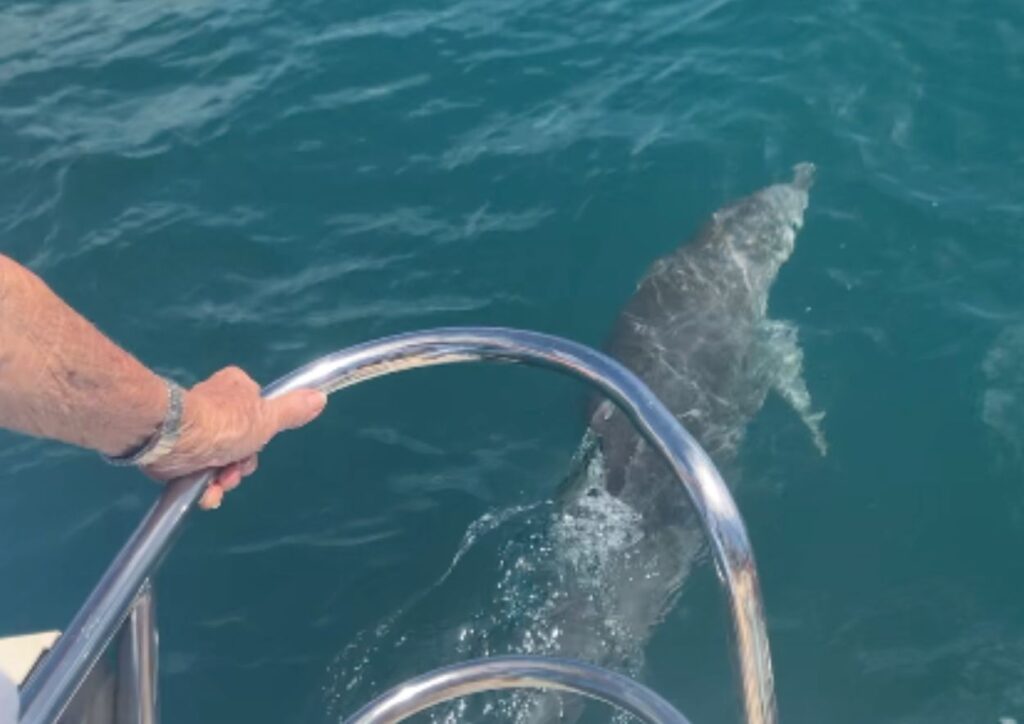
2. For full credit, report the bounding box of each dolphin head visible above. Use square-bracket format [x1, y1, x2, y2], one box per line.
[703, 163, 815, 287]
[791, 162, 815, 191]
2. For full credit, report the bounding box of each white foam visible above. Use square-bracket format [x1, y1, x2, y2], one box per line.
[551, 451, 645, 584]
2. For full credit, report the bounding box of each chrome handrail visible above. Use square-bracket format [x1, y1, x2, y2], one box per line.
[20, 327, 776, 724]
[344, 656, 692, 724]
[118, 583, 159, 724]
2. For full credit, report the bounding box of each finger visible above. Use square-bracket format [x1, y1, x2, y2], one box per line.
[239, 455, 258, 477]
[200, 484, 224, 510]
[215, 462, 244, 492]
[266, 388, 327, 434]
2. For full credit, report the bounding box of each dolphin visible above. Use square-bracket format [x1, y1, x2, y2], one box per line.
[324, 165, 826, 724]
[510, 163, 827, 722]
[593, 161, 825, 479]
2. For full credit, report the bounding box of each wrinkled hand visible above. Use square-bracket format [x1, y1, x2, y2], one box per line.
[144, 367, 327, 510]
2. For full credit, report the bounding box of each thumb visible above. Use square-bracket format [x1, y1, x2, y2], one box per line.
[266, 388, 328, 433]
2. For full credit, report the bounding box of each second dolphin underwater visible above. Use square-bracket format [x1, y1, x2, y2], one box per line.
[325, 165, 826, 722]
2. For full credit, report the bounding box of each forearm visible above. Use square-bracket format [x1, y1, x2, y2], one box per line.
[0, 254, 165, 456]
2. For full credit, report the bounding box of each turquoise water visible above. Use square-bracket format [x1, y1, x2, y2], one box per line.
[2, 0, 1024, 722]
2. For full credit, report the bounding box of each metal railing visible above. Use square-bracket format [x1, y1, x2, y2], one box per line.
[20, 328, 776, 724]
[344, 656, 692, 724]
[116, 584, 158, 724]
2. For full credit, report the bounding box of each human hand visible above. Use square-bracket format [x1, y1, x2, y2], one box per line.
[143, 366, 327, 509]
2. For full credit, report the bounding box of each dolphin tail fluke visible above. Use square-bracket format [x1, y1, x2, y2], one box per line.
[756, 318, 828, 456]
[791, 162, 816, 191]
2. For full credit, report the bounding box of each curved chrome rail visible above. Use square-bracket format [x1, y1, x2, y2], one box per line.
[20, 328, 775, 724]
[344, 656, 692, 724]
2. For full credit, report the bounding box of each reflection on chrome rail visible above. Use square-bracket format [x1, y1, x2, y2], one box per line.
[20, 328, 775, 724]
[118, 583, 159, 724]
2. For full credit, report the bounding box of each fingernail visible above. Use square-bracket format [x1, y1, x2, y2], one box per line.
[201, 487, 222, 510]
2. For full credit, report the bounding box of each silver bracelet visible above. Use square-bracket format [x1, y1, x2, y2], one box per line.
[103, 379, 185, 467]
